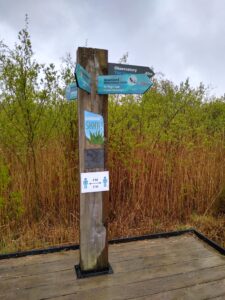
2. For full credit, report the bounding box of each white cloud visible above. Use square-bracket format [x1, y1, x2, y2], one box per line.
[0, 0, 224, 96]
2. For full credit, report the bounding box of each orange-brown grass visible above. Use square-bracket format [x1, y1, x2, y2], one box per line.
[0, 139, 225, 253]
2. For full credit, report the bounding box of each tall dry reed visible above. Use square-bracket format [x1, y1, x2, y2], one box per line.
[1, 136, 224, 253]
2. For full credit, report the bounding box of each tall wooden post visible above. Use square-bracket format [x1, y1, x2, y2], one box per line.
[76, 47, 110, 276]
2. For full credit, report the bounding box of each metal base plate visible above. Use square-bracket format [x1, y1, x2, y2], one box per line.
[75, 263, 113, 279]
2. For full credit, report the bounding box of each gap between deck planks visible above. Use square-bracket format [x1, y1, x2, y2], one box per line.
[0, 234, 225, 300]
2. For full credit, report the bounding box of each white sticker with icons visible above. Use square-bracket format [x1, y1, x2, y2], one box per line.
[81, 171, 109, 193]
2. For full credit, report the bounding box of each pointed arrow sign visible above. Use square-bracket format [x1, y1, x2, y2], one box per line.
[97, 73, 153, 95]
[65, 82, 77, 100]
[108, 63, 155, 78]
[75, 64, 91, 93]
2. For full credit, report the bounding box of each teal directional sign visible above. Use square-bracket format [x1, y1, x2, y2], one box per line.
[97, 74, 153, 95]
[65, 82, 77, 100]
[75, 64, 91, 93]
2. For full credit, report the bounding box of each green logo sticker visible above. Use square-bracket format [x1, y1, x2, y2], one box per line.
[84, 111, 104, 145]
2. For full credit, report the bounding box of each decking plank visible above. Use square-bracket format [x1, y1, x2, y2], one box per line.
[0, 234, 200, 269]
[0, 249, 216, 292]
[209, 296, 225, 300]
[1, 255, 224, 299]
[40, 266, 225, 300]
[0, 239, 214, 279]
[0, 234, 224, 300]
[0, 236, 207, 276]
[130, 278, 225, 300]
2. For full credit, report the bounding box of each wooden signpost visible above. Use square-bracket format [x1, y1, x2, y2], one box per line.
[75, 47, 154, 278]
[75, 47, 111, 278]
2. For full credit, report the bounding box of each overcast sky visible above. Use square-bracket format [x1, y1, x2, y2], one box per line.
[0, 0, 225, 97]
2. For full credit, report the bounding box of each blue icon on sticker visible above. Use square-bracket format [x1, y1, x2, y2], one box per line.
[83, 178, 88, 189]
[103, 176, 107, 187]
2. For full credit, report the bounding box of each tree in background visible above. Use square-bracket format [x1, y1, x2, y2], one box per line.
[0, 18, 225, 252]
[0, 16, 62, 220]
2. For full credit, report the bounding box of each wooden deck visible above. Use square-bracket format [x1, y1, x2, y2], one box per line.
[0, 234, 225, 300]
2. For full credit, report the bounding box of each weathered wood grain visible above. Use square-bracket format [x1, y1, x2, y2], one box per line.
[0, 255, 221, 297]
[210, 296, 225, 300]
[0, 235, 208, 273]
[134, 278, 225, 300]
[77, 47, 109, 271]
[0, 235, 224, 300]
